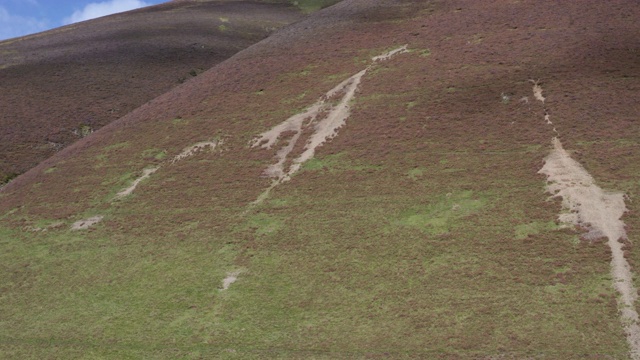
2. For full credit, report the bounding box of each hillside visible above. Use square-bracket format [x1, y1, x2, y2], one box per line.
[1, 0, 640, 358]
[0, 0, 311, 185]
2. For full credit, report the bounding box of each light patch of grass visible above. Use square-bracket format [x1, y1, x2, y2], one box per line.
[297, 65, 316, 76]
[407, 167, 426, 180]
[172, 117, 187, 125]
[141, 148, 167, 160]
[410, 48, 431, 57]
[281, 91, 307, 105]
[218, 24, 228, 32]
[290, 0, 340, 13]
[244, 213, 283, 236]
[420, 49, 432, 57]
[396, 191, 487, 235]
[515, 221, 559, 240]
[326, 72, 351, 82]
[95, 171, 134, 203]
[267, 198, 289, 208]
[103, 142, 129, 152]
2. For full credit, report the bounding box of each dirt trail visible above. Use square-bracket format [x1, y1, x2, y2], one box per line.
[115, 167, 159, 199]
[113, 139, 222, 199]
[221, 271, 241, 291]
[171, 139, 222, 164]
[71, 215, 104, 230]
[530, 79, 545, 103]
[250, 45, 408, 203]
[535, 83, 640, 359]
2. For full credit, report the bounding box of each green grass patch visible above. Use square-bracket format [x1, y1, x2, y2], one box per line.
[243, 213, 283, 236]
[171, 117, 187, 125]
[103, 142, 129, 152]
[1, 172, 18, 186]
[407, 167, 426, 180]
[290, 0, 341, 13]
[396, 191, 487, 235]
[514, 221, 559, 240]
[141, 148, 167, 160]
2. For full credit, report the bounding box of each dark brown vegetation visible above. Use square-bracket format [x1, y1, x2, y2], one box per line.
[0, 0, 307, 184]
[1, 0, 640, 358]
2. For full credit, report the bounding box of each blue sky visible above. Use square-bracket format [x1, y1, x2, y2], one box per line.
[0, 0, 166, 41]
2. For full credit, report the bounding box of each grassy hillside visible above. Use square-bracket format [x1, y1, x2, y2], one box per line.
[1, 0, 640, 358]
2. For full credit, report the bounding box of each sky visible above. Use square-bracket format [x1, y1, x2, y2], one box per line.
[0, 0, 166, 41]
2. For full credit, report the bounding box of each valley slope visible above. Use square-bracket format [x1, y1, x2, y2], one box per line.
[0, 0, 308, 184]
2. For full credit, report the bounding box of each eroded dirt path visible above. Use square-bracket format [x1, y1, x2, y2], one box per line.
[115, 167, 159, 199]
[171, 140, 223, 164]
[114, 139, 222, 200]
[220, 270, 241, 291]
[71, 139, 222, 229]
[250, 45, 408, 204]
[534, 83, 640, 359]
[71, 215, 104, 230]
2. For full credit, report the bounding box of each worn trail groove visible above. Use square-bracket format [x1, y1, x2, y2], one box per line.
[115, 139, 222, 200]
[534, 83, 640, 359]
[250, 45, 408, 204]
[115, 167, 159, 199]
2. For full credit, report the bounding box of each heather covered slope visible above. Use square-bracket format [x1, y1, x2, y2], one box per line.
[0, 0, 309, 185]
[1, 0, 640, 358]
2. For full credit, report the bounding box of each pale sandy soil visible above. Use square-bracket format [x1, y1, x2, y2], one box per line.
[115, 167, 159, 199]
[221, 271, 241, 290]
[250, 45, 408, 204]
[71, 215, 103, 230]
[535, 83, 640, 359]
[171, 139, 222, 164]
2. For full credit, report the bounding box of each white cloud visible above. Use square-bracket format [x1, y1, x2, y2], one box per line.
[64, 0, 151, 25]
[0, 6, 48, 41]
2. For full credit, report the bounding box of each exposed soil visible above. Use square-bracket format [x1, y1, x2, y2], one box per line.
[172, 140, 222, 164]
[113, 138, 223, 200]
[535, 82, 640, 358]
[540, 137, 640, 358]
[71, 215, 104, 230]
[250, 45, 408, 203]
[1, 0, 640, 357]
[116, 167, 159, 199]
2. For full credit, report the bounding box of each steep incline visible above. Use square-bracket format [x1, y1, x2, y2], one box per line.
[1, 0, 640, 358]
[0, 0, 307, 184]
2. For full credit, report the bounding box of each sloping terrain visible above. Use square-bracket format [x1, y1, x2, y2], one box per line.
[0, 0, 310, 184]
[1, 0, 640, 358]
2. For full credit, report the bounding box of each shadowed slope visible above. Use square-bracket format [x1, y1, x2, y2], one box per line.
[1, 0, 640, 358]
[0, 0, 310, 184]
